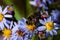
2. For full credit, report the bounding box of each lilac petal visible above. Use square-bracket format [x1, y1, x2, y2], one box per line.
[54, 27, 58, 29]
[10, 21, 13, 29]
[29, 1, 36, 6]
[37, 26, 46, 31]
[24, 37, 30, 40]
[21, 17, 26, 23]
[14, 22, 17, 26]
[4, 21, 9, 29]
[47, 17, 52, 22]
[13, 36, 18, 40]
[0, 22, 4, 30]
[12, 26, 18, 34]
[39, 19, 45, 25]
[3, 37, 7, 40]
[49, 31, 53, 35]
[2, 6, 9, 14]
[53, 30, 57, 35]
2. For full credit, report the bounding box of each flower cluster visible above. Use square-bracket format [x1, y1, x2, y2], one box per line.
[0, 0, 60, 40]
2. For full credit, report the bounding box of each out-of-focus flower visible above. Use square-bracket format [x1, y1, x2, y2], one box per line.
[39, 17, 58, 36]
[51, 10, 60, 24]
[29, 0, 46, 8]
[17, 18, 36, 40]
[2, 21, 17, 40]
[10, 20, 30, 40]
[46, 0, 53, 4]
[0, 6, 12, 30]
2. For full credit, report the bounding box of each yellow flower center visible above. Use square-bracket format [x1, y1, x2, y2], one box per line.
[0, 13, 4, 22]
[2, 28, 12, 38]
[26, 24, 35, 31]
[17, 30, 24, 37]
[45, 22, 54, 31]
[8, 7, 13, 11]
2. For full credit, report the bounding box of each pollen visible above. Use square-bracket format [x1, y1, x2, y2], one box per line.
[2, 28, 12, 38]
[0, 13, 4, 22]
[26, 24, 35, 31]
[45, 22, 54, 31]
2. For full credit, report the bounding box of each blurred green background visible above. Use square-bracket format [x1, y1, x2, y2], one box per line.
[0, 0, 60, 40]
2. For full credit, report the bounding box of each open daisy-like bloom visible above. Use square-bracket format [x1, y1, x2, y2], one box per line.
[39, 17, 58, 36]
[9, 21, 27, 40]
[14, 22, 24, 37]
[2, 21, 13, 40]
[17, 18, 36, 40]
[2, 21, 19, 40]
[0, 6, 12, 30]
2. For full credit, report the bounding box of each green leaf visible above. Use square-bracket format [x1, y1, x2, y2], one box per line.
[47, 37, 53, 40]
[26, 0, 33, 17]
[31, 34, 39, 40]
[3, 0, 13, 5]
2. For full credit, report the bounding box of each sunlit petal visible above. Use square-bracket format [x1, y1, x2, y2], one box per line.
[39, 19, 45, 25]
[2, 6, 9, 14]
[4, 15, 12, 18]
[29, 1, 36, 6]
[37, 26, 46, 31]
